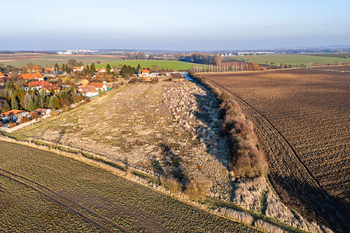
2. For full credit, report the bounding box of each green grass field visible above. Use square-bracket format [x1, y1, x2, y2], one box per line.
[232, 54, 350, 66]
[96, 60, 195, 71]
[0, 55, 123, 68]
[0, 140, 259, 232]
[307, 53, 350, 58]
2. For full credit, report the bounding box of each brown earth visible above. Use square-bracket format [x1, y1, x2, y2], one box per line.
[197, 69, 350, 232]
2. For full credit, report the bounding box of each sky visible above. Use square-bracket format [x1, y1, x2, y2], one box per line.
[1, 0, 350, 51]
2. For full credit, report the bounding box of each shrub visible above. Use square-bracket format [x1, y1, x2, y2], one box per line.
[192, 74, 269, 178]
[20, 116, 31, 124]
[31, 112, 40, 120]
[9, 122, 16, 128]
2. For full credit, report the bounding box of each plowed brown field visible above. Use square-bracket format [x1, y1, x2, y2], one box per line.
[197, 69, 350, 232]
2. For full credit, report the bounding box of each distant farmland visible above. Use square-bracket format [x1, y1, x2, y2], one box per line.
[232, 54, 350, 66]
[0, 54, 123, 67]
[197, 69, 350, 232]
[96, 60, 195, 71]
[0, 141, 258, 232]
[307, 53, 350, 58]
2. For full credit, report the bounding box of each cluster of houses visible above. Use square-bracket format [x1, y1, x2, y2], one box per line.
[0, 108, 51, 128]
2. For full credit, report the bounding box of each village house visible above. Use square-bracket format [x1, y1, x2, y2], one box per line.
[25, 80, 51, 91]
[73, 66, 84, 72]
[0, 72, 4, 78]
[41, 84, 61, 94]
[139, 68, 150, 77]
[20, 73, 44, 81]
[1, 110, 30, 124]
[97, 68, 114, 73]
[78, 83, 107, 97]
[44, 68, 54, 73]
[33, 108, 51, 116]
[27, 66, 43, 73]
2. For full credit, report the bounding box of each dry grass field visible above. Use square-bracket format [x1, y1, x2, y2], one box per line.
[0, 140, 260, 232]
[197, 69, 350, 232]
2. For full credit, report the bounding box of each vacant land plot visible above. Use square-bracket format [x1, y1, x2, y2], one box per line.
[96, 60, 195, 71]
[0, 141, 259, 232]
[197, 69, 350, 232]
[0, 55, 123, 67]
[233, 54, 349, 66]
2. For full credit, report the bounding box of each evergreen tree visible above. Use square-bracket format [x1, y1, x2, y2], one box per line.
[106, 64, 111, 74]
[24, 92, 32, 110]
[11, 96, 19, 110]
[90, 63, 96, 75]
[54, 63, 59, 74]
[137, 64, 142, 74]
[3, 101, 10, 112]
[49, 96, 54, 109]
[34, 95, 40, 110]
[28, 98, 35, 111]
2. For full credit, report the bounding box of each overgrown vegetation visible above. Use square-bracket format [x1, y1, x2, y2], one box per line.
[189, 72, 268, 178]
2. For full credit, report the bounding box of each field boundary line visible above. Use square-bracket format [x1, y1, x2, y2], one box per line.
[206, 79, 329, 198]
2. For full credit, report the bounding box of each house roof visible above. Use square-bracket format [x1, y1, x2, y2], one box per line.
[91, 83, 105, 88]
[35, 108, 49, 113]
[21, 73, 43, 80]
[79, 85, 99, 93]
[1, 110, 28, 117]
[45, 68, 54, 72]
[0, 72, 4, 77]
[29, 66, 42, 69]
[142, 68, 150, 74]
[28, 80, 51, 87]
[43, 84, 60, 91]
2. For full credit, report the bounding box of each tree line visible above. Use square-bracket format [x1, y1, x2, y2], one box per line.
[1, 79, 83, 113]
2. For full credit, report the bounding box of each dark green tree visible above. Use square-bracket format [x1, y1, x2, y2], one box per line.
[137, 64, 142, 74]
[106, 64, 111, 74]
[90, 63, 96, 75]
[11, 96, 19, 110]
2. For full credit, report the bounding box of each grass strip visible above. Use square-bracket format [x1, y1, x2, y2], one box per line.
[131, 170, 161, 185]
[209, 198, 308, 233]
[81, 152, 127, 171]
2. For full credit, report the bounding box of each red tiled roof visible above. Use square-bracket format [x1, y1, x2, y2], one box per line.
[45, 68, 54, 72]
[79, 85, 98, 93]
[43, 84, 60, 91]
[21, 73, 43, 80]
[28, 80, 50, 87]
[29, 66, 42, 69]
[1, 110, 28, 117]
[90, 83, 105, 88]
[0, 72, 4, 77]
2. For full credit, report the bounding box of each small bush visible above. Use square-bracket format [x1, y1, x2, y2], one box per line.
[20, 117, 31, 124]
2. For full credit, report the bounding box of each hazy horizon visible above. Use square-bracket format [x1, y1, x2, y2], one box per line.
[1, 0, 350, 51]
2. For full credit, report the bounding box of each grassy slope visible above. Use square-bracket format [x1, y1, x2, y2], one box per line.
[232, 54, 350, 66]
[0, 55, 122, 68]
[0, 141, 258, 232]
[96, 60, 195, 71]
